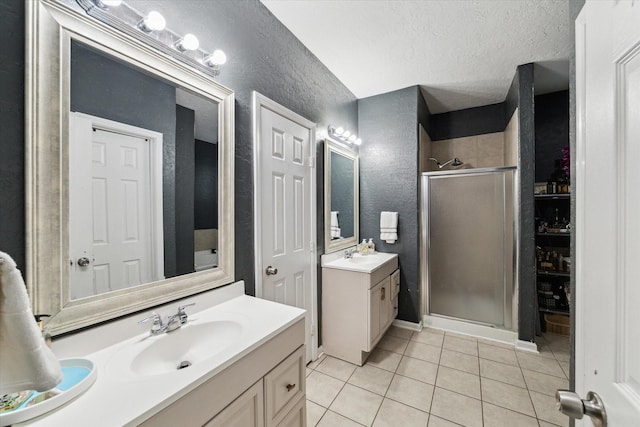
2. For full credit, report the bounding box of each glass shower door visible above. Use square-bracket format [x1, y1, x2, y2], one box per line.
[424, 169, 514, 328]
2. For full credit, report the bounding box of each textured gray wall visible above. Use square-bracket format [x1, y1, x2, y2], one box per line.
[0, 0, 25, 271]
[505, 63, 537, 343]
[535, 91, 570, 183]
[0, 0, 358, 298]
[194, 140, 218, 230]
[175, 105, 196, 276]
[429, 102, 506, 141]
[358, 86, 423, 323]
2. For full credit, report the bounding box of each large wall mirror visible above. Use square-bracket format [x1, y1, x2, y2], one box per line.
[26, 0, 235, 335]
[324, 139, 359, 253]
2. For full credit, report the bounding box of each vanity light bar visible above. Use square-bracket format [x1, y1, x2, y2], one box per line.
[82, 0, 227, 77]
[328, 125, 362, 146]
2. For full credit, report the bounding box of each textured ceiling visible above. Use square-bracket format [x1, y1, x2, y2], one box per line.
[261, 0, 571, 113]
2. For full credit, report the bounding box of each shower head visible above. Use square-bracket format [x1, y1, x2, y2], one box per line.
[428, 157, 464, 169]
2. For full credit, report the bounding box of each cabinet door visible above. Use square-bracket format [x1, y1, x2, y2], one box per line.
[205, 380, 264, 427]
[369, 282, 382, 349]
[379, 277, 391, 332]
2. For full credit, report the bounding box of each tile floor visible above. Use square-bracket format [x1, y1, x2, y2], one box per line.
[306, 327, 570, 427]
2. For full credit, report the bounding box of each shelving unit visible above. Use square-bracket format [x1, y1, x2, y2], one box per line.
[535, 194, 571, 332]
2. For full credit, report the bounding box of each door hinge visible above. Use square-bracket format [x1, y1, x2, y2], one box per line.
[308, 157, 315, 168]
[311, 324, 316, 337]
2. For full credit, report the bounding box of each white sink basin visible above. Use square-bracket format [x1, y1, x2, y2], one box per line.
[322, 252, 398, 273]
[109, 316, 249, 378]
[348, 254, 382, 264]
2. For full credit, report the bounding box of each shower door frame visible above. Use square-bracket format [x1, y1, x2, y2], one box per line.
[420, 166, 519, 330]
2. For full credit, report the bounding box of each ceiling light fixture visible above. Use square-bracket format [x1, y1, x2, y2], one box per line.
[78, 0, 228, 78]
[328, 125, 362, 146]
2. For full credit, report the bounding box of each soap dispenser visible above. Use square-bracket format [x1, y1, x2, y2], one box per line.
[359, 239, 369, 255]
[368, 238, 375, 253]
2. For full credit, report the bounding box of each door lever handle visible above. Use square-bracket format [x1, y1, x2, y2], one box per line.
[266, 266, 278, 276]
[556, 389, 607, 427]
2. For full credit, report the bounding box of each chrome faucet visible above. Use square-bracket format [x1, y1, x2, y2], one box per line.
[139, 303, 196, 336]
[344, 249, 355, 259]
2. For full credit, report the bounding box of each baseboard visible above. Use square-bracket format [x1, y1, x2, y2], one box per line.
[515, 340, 539, 353]
[423, 315, 517, 346]
[392, 318, 423, 332]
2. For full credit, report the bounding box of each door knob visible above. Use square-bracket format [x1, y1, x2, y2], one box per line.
[77, 257, 91, 267]
[265, 266, 278, 275]
[556, 389, 607, 427]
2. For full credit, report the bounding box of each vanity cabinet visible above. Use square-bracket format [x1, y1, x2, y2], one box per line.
[322, 256, 399, 366]
[140, 320, 306, 427]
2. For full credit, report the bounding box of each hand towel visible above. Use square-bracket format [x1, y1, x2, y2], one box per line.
[380, 211, 398, 243]
[0, 251, 62, 395]
[330, 211, 341, 238]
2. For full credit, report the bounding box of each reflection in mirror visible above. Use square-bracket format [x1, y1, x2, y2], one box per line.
[330, 151, 355, 240]
[324, 139, 359, 253]
[69, 40, 220, 299]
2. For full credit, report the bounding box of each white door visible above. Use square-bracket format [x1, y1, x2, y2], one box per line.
[70, 113, 164, 299]
[573, 1, 640, 424]
[253, 92, 317, 363]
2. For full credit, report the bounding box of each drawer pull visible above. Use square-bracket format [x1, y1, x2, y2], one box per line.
[286, 383, 296, 392]
[381, 287, 386, 300]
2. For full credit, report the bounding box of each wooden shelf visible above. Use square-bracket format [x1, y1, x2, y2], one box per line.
[535, 194, 570, 199]
[537, 270, 570, 278]
[539, 308, 570, 315]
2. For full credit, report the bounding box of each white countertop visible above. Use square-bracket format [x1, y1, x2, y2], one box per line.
[17, 290, 305, 426]
[321, 252, 398, 273]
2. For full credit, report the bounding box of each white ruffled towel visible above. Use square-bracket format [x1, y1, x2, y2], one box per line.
[380, 211, 398, 243]
[0, 251, 62, 395]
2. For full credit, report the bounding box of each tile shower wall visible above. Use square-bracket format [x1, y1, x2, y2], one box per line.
[429, 131, 506, 170]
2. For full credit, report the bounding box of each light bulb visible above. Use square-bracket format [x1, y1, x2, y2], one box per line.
[138, 11, 166, 32]
[354, 138, 362, 145]
[205, 49, 227, 66]
[348, 135, 357, 143]
[334, 126, 344, 135]
[175, 33, 199, 51]
[342, 131, 351, 139]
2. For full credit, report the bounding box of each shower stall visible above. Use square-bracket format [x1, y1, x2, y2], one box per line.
[421, 167, 517, 333]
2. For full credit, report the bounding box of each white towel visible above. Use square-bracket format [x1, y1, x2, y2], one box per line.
[330, 211, 339, 228]
[380, 211, 398, 243]
[331, 227, 341, 238]
[0, 251, 62, 395]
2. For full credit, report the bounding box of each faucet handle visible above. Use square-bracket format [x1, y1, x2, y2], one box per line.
[139, 313, 164, 334]
[177, 303, 195, 324]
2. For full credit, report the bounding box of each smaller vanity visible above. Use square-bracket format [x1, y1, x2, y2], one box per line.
[321, 252, 400, 365]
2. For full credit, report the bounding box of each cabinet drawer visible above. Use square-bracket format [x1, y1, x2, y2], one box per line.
[276, 397, 306, 427]
[264, 346, 305, 426]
